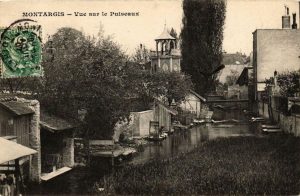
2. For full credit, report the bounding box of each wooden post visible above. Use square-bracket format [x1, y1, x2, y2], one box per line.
[111, 150, 115, 173]
[15, 158, 20, 195]
[86, 129, 90, 167]
[156, 41, 159, 57]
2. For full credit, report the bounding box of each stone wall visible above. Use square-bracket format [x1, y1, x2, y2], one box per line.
[17, 98, 41, 183]
[258, 100, 300, 136]
[62, 138, 74, 167]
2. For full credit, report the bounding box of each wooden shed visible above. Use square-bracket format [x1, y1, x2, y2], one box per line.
[0, 100, 34, 147]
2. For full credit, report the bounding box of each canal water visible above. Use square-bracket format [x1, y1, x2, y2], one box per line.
[28, 109, 255, 195]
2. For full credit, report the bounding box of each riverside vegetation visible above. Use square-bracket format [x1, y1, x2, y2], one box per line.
[96, 134, 300, 195]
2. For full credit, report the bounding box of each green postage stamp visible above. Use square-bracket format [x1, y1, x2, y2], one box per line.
[0, 19, 43, 78]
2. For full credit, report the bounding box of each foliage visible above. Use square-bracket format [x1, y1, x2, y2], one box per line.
[23, 27, 193, 139]
[124, 62, 194, 107]
[169, 28, 178, 39]
[181, 0, 226, 94]
[131, 44, 150, 65]
[32, 27, 129, 139]
[99, 135, 300, 195]
[276, 70, 300, 97]
[225, 69, 239, 86]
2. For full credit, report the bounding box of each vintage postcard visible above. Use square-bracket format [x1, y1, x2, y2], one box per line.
[0, 0, 300, 195]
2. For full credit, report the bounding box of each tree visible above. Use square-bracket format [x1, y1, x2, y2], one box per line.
[225, 69, 239, 86]
[169, 28, 178, 39]
[131, 44, 150, 65]
[181, 0, 226, 94]
[34, 27, 129, 139]
[123, 62, 194, 109]
[33, 27, 193, 139]
[277, 70, 300, 97]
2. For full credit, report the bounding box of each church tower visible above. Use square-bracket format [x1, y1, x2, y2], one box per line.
[150, 25, 181, 73]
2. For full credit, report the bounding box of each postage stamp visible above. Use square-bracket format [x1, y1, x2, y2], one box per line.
[0, 19, 43, 78]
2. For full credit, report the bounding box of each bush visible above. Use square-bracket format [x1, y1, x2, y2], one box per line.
[277, 70, 300, 97]
[98, 135, 300, 195]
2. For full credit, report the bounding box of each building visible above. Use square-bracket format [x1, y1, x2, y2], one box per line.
[150, 25, 181, 73]
[40, 111, 76, 181]
[180, 90, 206, 119]
[251, 5, 300, 136]
[153, 98, 178, 133]
[236, 66, 254, 100]
[218, 52, 248, 84]
[0, 96, 77, 184]
[252, 5, 300, 114]
[114, 98, 177, 140]
[0, 98, 40, 183]
[129, 110, 153, 137]
[217, 52, 249, 99]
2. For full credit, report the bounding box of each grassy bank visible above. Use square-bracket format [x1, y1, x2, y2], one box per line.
[97, 134, 300, 195]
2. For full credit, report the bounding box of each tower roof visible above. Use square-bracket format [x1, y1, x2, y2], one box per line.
[155, 25, 176, 41]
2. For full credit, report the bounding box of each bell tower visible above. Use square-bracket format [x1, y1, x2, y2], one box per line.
[150, 24, 181, 73]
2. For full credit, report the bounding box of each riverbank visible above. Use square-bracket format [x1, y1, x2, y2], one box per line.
[97, 134, 300, 195]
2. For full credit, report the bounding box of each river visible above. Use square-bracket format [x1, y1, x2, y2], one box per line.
[28, 109, 256, 195]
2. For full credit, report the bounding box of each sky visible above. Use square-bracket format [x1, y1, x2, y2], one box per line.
[0, 0, 299, 55]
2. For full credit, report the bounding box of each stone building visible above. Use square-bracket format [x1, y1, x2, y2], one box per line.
[252, 7, 300, 107]
[150, 25, 181, 73]
[0, 96, 76, 184]
[39, 111, 76, 181]
[251, 5, 300, 136]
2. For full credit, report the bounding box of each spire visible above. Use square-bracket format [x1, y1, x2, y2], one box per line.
[155, 23, 176, 41]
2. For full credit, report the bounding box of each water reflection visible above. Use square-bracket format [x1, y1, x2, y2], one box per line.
[130, 122, 252, 165]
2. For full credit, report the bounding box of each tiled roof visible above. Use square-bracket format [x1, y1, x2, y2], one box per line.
[217, 64, 247, 84]
[40, 111, 78, 132]
[0, 101, 34, 116]
[222, 53, 248, 65]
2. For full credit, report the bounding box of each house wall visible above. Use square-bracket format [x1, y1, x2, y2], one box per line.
[131, 110, 154, 137]
[155, 104, 171, 131]
[113, 110, 154, 139]
[253, 30, 300, 100]
[0, 109, 31, 147]
[138, 110, 154, 136]
[180, 94, 201, 118]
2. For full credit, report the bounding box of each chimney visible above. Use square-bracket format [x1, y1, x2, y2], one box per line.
[292, 13, 297, 29]
[282, 5, 291, 29]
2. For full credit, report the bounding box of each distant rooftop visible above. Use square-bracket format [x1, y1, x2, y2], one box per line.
[222, 52, 249, 65]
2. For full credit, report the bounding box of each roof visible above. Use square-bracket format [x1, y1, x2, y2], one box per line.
[0, 101, 34, 116]
[217, 64, 247, 84]
[40, 112, 78, 132]
[222, 52, 248, 65]
[155, 26, 176, 41]
[0, 137, 37, 164]
[154, 98, 178, 115]
[189, 90, 206, 102]
[289, 97, 300, 104]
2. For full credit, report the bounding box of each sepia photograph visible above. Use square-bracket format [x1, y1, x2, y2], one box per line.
[0, 0, 300, 195]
